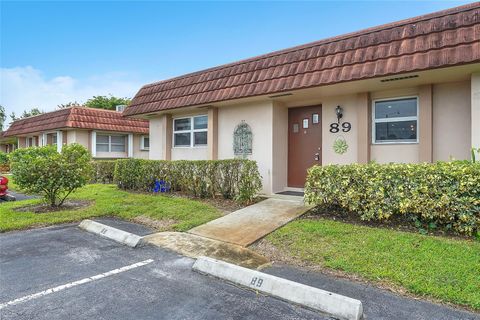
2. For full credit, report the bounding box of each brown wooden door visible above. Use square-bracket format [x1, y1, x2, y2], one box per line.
[288, 105, 322, 188]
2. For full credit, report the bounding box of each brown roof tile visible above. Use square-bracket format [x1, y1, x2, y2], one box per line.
[124, 3, 480, 116]
[4, 107, 149, 137]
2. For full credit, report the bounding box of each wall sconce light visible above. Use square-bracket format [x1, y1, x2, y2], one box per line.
[335, 106, 343, 123]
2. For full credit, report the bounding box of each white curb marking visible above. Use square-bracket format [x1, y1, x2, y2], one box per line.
[193, 256, 363, 320]
[0, 259, 154, 310]
[79, 220, 144, 247]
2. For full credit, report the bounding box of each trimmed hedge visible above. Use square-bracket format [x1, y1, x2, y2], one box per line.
[91, 160, 116, 184]
[305, 161, 480, 236]
[114, 159, 262, 204]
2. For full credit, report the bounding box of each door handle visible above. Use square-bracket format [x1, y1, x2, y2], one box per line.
[314, 153, 320, 161]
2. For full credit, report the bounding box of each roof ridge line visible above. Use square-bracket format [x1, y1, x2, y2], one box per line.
[140, 2, 479, 90]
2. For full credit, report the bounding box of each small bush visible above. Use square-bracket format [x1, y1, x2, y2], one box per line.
[114, 159, 262, 204]
[91, 160, 116, 183]
[10, 144, 93, 206]
[0, 152, 9, 172]
[305, 161, 480, 236]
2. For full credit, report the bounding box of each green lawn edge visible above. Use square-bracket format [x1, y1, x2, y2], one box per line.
[266, 218, 480, 310]
[0, 184, 222, 233]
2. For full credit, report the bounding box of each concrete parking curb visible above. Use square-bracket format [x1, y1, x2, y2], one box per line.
[193, 256, 363, 320]
[79, 220, 144, 248]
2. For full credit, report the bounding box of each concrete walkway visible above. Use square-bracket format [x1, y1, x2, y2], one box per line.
[188, 197, 311, 246]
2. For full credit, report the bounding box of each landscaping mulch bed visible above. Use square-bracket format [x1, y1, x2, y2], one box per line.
[14, 200, 92, 214]
[127, 189, 265, 215]
[131, 215, 178, 231]
[307, 205, 473, 240]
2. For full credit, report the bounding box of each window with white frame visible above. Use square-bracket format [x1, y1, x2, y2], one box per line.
[51, 133, 58, 146]
[96, 134, 126, 152]
[26, 137, 35, 147]
[173, 115, 208, 147]
[373, 97, 418, 143]
[141, 135, 150, 150]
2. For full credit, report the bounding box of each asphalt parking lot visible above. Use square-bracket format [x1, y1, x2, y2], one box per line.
[1, 219, 479, 320]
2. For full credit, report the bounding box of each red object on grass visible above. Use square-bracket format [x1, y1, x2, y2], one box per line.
[0, 176, 8, 197]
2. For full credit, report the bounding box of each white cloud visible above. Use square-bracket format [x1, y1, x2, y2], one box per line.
[0, 66, 145, 127]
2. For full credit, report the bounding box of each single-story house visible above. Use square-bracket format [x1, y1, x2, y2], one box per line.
[0, 132, 17, 153]
[124, 3, 480, 194]
[4, 107, 150, 159]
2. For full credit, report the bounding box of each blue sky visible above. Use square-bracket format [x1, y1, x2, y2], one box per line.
[0, 1, 472, 119]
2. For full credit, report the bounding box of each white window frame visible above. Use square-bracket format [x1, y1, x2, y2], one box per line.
[372, 96, 419, 145]
[172, 115, 208, 148]
[51, 133, 58, 146]
[26, 136, 35, 147]
[140, 135, 150, 150]
[96, 134, 127, 153]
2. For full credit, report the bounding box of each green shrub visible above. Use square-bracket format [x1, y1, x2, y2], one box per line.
[0, 152, 8, 165]
[305, 161, 480, 236]
[114, 159, 262, 204]
[91, 160, 116, 183]
[10, 144, 93, 206]
[0, 152, 9, 172]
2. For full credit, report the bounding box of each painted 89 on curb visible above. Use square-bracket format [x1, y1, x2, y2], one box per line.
[250, 276, 264, 288]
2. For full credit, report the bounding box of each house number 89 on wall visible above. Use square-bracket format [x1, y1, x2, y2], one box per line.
[329, 122, 351, 133]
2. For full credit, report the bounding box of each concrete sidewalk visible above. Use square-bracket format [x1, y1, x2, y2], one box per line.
[188, 197, 310, 246]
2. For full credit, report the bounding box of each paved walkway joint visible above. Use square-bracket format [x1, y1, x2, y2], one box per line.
[188, 197, 311, 246]
[142, 232, 269, 269]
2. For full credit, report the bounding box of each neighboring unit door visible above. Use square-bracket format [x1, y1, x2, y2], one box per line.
[288, 105, 322, 188]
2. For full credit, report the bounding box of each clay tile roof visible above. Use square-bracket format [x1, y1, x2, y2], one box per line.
[124, 2, 480, 116]
[4, 107, 149, 137]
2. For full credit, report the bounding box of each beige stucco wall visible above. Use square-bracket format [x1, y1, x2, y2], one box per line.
[472, 73, 480, 159]
[149, 116, 167, 160]
[218, 101, 274, 194]
[432, 81, 471, 161]
[321, 94, 359, 165]
[132, 134, 149, 159]
[66, 130, 90, 150]
[271, 102, 288, 193]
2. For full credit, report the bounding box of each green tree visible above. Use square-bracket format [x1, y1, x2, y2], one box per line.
[84, 95, 131, 110]
[10, 144, 93, 207]
[57, 101, 82, 109]
[10, 107, 44, 122]
[0, 105, 6, 130]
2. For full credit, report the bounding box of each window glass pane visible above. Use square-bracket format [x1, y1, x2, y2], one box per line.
[194, 131, 207, 146]
[194, 116, 208, 130]
[375, 120, 417, 142]
[97, 135, 109, 144]
[143, 137, 150, 148]
[111, 135, 125, 144]
[174, 118, 191, 131]
[96, 144, 109, 152]
[174, 133, 191, 146]
[111, 144, 126, 152]
[375, 98, 417, 119]
[52, 134, 57, 145]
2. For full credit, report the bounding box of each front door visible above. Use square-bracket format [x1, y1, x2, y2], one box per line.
[288, 105, 322, 188]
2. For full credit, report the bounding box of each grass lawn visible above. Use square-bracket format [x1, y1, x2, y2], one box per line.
[0, 183, 222, 232]
[265, 218, 480, 310]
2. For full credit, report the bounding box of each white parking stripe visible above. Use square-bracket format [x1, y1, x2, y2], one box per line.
[0, 259, 154, 310]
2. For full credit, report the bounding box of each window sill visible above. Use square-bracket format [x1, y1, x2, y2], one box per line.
[172, 146, 208, 149]
[372, 141, 419, 145]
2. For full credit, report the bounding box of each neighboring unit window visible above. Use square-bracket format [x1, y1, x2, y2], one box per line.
[373, 97, 418, 143]
[51, 134, 58, 146]
[141, 135, 150, 150]
[96, 134, 126, 152]
[26, 137, 35, 147]
[173, 115, 208, 147]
